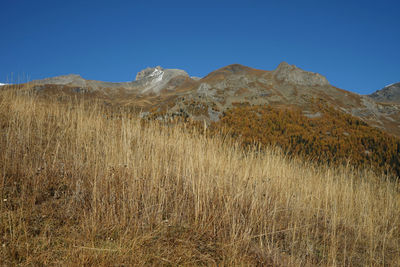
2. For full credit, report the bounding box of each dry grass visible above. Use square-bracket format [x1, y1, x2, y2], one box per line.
[0, 85, 399, 266]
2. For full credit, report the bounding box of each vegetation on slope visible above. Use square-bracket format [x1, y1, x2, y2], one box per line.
[1, 87, 400, 265]
[212, 103, 400, 179]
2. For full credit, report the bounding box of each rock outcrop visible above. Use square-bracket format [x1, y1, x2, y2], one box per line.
[369, 82, 400, 104]
[274, 62, 330, 86]
[135, 66, 189, 94]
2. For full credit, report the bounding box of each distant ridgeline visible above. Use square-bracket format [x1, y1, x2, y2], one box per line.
[210, 103, 400, 179]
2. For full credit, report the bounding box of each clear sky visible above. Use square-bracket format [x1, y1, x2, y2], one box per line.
[1, 0, 399, 94]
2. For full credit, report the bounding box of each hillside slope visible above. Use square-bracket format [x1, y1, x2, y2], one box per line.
[1, 86, 399, 265]
[211, 104, 400, 178]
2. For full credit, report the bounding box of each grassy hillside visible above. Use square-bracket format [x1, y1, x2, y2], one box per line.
[212, 104, 400, 179]
[1, 86, 400, 266]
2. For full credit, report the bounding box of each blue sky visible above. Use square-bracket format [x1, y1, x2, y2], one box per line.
[1, 0, 399, 94]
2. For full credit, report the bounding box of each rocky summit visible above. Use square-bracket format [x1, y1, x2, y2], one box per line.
[134, 66, 190, 94]
[274, 62, 330, 86]
[369, 82, 400, 104]
[26, 62, 400, 137]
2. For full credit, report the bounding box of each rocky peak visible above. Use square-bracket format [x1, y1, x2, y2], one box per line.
[135, 66, 164, 81]
[134, 66, 190, 94]
[369, 82, 400, 103]
[220, 64, 250, 74]
[274, 62, 330, 86]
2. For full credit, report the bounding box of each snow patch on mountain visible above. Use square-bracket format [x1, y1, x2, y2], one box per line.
[384, 83, 395, 88]
[149, 68, 164, 84]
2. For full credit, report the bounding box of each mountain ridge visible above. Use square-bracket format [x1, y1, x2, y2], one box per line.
[30, 66, 192, 95]
[24, 62, 400, 137]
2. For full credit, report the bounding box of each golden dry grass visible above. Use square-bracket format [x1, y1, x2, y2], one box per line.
[0, 85, 399, 266]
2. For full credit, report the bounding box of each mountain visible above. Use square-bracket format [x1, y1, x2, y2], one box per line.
[28, 62, 400, 137]
[2, 76, 399, 266]
[369, 82, 400, 104]
[30, 66, 192, 95]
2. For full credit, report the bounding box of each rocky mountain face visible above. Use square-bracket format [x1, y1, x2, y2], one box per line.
[369, 83, 400, 104]
[134, 66, 190, 94]
[28, 63, 400, 137]
[30, 66, 191, 95]
[274, 62, 330, 86]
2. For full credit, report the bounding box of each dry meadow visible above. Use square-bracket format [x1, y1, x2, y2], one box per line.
[1, 85, 399, 266]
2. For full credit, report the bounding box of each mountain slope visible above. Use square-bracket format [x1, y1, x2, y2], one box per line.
[369, 82, 400, 103]
[27, 63, 400, 137]
[211, 104, 400, 177]
[148, 62, 400, 137]
[1, 87, 399, 265]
